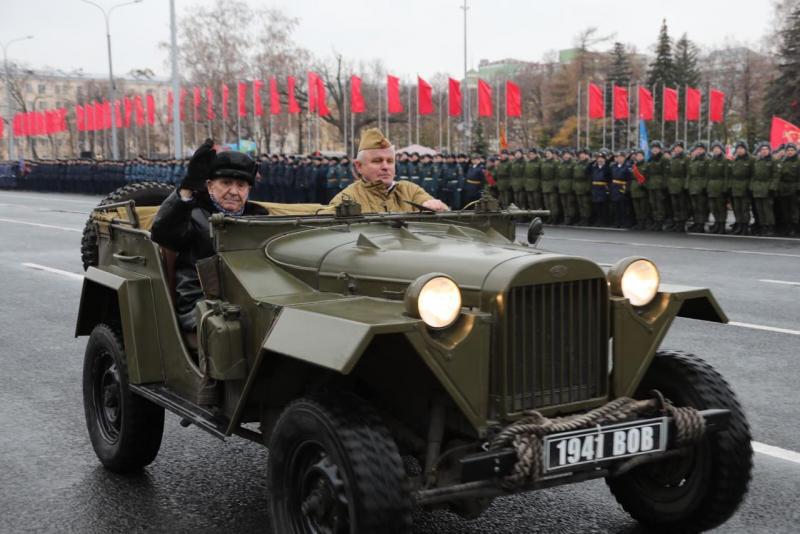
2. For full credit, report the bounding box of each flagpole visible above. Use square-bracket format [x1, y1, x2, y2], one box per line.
[350, 111, 354, 157]
[415, 77, 420, 145]
[683, 84, 688, 145]
[344, 79, 349, 154]
[145, 103, 150, 157]
[706, 84, 711, 145]
[503, 82, 508, 149]
[611, 83, 615, 152]
[438, 90, 443, 149]
[697, 90, 701, 144]
[576, 82, 581, 150]
[660, 83, 665, 142]
[407, 80, 412, 147]
[585, 81, 590, 151]
[636, 83, 640, 148]
[495, 81, 500, 151]
[602, 82, 607, 149]
[627, 81, 631, 149]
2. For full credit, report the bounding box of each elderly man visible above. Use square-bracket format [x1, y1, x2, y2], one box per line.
[329, 128, 449, 213]
[151, 139, 267, 333]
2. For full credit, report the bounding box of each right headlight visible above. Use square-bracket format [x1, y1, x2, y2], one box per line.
[608, 257, 660, 307]
[404, 273, 462, 329]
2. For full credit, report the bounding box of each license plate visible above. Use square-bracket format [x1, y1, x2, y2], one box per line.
[543, 417, 668, 473]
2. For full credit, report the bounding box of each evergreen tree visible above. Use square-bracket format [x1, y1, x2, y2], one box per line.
[608, 42, 633, 86]
[673, 34, 701, 88]
[765, 5, 800, 125]
[471, 120, 490, 156]
[646, 19, 676, 87]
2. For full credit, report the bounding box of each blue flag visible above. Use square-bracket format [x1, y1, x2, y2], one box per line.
[639, 121, 650, 159]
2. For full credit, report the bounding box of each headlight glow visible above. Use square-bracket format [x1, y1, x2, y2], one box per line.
[608, 257, 660, 307]
[404, 274, 462, 329]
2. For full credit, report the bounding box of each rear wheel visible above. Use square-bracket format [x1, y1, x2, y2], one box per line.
[267, 392, 413, 534]
[83, 323, 164, 472]
[606, 350, 752, 533]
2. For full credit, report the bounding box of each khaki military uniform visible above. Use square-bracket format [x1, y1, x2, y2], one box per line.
[523, 158, 543, 210]
[510, 157, 527, 208]
[330, 179, 434, 213]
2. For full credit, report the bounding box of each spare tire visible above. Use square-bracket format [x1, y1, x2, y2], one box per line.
[81, 182, 175, 271]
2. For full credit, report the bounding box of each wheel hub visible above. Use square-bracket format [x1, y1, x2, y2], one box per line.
[295, 449, 349, 534]
[93, 354, 121, 442]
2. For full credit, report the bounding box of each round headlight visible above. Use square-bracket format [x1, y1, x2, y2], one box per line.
[404, 274, 462, 329]
[608, 257, 660, 307]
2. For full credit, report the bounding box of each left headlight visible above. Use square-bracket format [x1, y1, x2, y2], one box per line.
[608, 257, 660, 307]
[405, 273, 462, 329]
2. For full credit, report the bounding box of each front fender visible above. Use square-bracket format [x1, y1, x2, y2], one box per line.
[612, 284, 727, 397]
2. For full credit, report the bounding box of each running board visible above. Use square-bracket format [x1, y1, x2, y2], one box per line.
[130, 384, 228, 440]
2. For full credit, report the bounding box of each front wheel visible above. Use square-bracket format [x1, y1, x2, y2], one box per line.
[606, 350, 753, 533]
[83, 323, 164, 473]
[267, 392, 413, 534]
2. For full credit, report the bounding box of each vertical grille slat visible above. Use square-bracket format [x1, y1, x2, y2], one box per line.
[492, 278, 609, 417]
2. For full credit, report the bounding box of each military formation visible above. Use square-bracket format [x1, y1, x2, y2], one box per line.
[1, 140, 798, 236]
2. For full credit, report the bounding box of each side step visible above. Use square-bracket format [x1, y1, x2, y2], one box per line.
[130, 383, 228, 440]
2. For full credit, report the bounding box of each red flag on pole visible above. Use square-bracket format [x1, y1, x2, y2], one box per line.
[709, 89, 725, 123]
[316, 76, 330, 116]
[588, 82, 604, 119]
[350, 75, 365, 113]
[287, 76, 301, 114]
[477, 79, 492, 117]
[638, 86, 654, 120]
[238, 82, 247, 117]
[222, 83, 230, 119]
[76, 105, 85, 132]
[179, 88, 187, 122]
[685, 87, 701, 121]
[124, 96, 133, 128]
[146, 94, 155, 125]
[114, 100, 123, 128]
[418, 76, 433, 115]
[269, 78, 281, 115]
[86, 104, 95, 132]
[770, 116, 800, 149]
[167, 91, 174, 123]
[103, 101, 111, 129]
[506, 80, 521, 117]
[60, 108, 68, 133]
[448, 78, 461, 117]
[307, 72, 318, 112]
[134, 96, 144, 127]
[387, 75, 403, 114]
[193, 87, 201, 117]
[613, 85, 629, 119]
[12, 113, 22, 137]
[253, 79, 264, 117]
[205, 87, 215, 120]
[663, 87, 678, 121]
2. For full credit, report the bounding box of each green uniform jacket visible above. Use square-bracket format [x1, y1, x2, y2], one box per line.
[572, 160, 591, 194]
[540, 159, 558, 193]
[644, 154, 666, 190]
[751, 157, 777, 198]
[706, 155, 729, 198]
[775, 155, 800, 196]
[629, 162, 647, 198]
[510, 158, 526, 192]
[556, 160, 574, 193]
[729, 155, 753, 197]
[523, 159, 541, 192]
[667, 153, 688, 195]
[687, 155, 708, 195]
[495, 160, 513, 191]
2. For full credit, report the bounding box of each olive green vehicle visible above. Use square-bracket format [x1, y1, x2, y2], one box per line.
[77, 183, 752, 533]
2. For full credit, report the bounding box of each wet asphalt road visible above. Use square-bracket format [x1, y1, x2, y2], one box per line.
[0, 190, 798, 533]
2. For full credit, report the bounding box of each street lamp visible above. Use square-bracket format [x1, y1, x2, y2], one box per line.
[2, 35, 34, 161]
[80, 0, 143, 160]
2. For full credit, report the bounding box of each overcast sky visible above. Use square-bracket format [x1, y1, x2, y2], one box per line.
[0, 0, 773, 80]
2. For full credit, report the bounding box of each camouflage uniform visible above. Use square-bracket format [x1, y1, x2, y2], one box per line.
[572, 151, 592, 225]
[523, 151, 543, 210]
[686, 145, 709, 233]
[510, 151, 527, 208]
[644, 142, 667, 231]
[750, 143, 778, 236]
[775, 144, 800, 236]
[666, 142, 689, 232]
[706, 143, 730, 234]
[494, 151, 513, 207]
[540, 150, 561, 223]
[729, 142, 753, 234]
[557, 152, 577, 225]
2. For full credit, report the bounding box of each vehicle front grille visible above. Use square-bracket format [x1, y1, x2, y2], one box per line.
[490, 278, 609, 418]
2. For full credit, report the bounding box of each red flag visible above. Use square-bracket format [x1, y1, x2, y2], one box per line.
[632, 163, 646, 185]
[287, 76, 301, 114]
[638, 86, 654, 120]
[124, 96, 133, 128]
[448, 78, 461, 117]
[417, 76, 433, 115]
[613, 85, 629, 119]
[685, 87, 701, 121]
[350, 75, 365, 113]
[43, 110, 52, 135]
[316, 76, 330, 116]
[253, 79, 264, 117]
[193, 87, 201, 118]
[269, 78, 281, 115]
[60, 108, 68, 133]
[134, 95, 144, 127]
[663, 87, 678, 121]
[146, 94, 155, 125]
[205, 87, 215, 120]
[167, 90, 174, 123]
[387, 75, 403, 114]
[588, 82, 604, 119]
[307, 72, 318, 112]
[103, 101, 111, 129]
[93, 102, 103, 130]
[86, 104, 95, 132]
[478, 79, 492, 117]
[506, 80, 521, 118]
[222, 83, 230, 119]
[12, 114, 22, 137]
[76, 105, 85, 132]
[237, 82, 247, 117]
[709, 89, 725, 123]
[114, 100, 123, 128]
[37, 111, 46, 136]
[179, 88, 187, 121]
[770, 116, 800, 149]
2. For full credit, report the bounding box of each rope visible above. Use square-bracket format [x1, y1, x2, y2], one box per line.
[488, 391, 705, 488]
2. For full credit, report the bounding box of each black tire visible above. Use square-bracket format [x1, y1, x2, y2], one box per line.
[83, 323, 165, 473]
[267, 392, 413, 534]
[606, 350, 753, 533]
[81, 181, 174, 270]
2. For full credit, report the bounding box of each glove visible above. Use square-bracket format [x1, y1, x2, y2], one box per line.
[180, 138, 216, 191]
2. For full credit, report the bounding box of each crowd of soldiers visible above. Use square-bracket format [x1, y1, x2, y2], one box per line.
[1, 139, 798, 236]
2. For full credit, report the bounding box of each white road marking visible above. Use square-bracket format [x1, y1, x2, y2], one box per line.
[729, 321, 800, 336]
[759, 279, 800, 287]
[0, 217, 82, 232]
[22, 263, 84, 281]
[753, 441, 800, 465]
[0, 192, 98, 205]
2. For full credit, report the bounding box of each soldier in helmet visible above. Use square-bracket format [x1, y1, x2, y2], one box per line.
[687, 142, 709, 232]
[523, 148, 542, 210]
[557, 149, 577, 224]
[729, 140, 753, 234]
[749, 142, 778, 236]
[509, 149, 527, 208]
[573, 148, 593, 225]
[706, 141, 730, 234]
[629, 149, 650, 230]
[494, 149, 513, 207]
[775, 143, 800, 236]
[540, 148, 560, 223]
[666, 141, 689, 232]
[644, 140, 668, 231]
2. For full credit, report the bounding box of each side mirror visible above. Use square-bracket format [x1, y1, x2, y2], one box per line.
[527, 217, 544, 247]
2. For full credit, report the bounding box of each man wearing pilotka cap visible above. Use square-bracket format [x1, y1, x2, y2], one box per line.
[329, 128, 449, 213]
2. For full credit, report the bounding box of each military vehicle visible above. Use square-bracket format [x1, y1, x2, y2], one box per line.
[77, 183, 752, 533]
